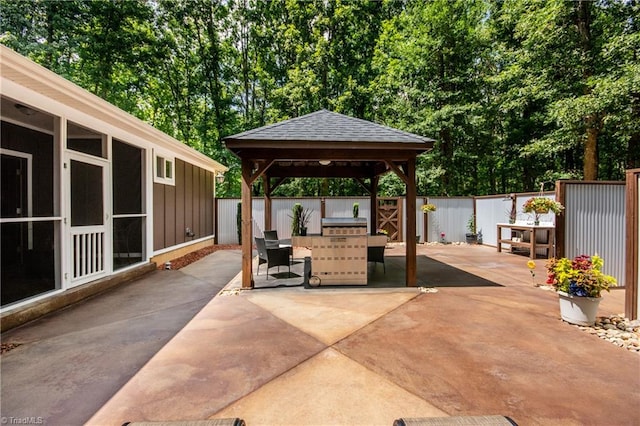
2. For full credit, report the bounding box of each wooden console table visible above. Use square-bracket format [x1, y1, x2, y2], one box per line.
[496, 223, 555, 259]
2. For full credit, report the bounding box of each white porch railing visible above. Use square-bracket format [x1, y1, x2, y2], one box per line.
[71, 226, 105, 280]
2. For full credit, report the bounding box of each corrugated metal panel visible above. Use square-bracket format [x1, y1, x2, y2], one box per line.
[515, 193, 557, 257]
[515, 194, 557, 225]
[424, 197, 474, 243]
[216, 198, 264, 244]
[399, 198, 426, 242]
[476, 197, 511, 246]
[565, 184, 626, 285]
[271, 198, 322, 239]
[325, 198, 370, 225]
[217, 199, 239, 244]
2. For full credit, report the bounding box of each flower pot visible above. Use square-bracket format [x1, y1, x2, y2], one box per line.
[557, 291, 601, 326]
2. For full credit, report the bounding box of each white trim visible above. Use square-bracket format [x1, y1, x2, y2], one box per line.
[0, 217, 62, 224]
[152, 235, 214, 256]
[113, 213, 146, 219]
[145, 147, 154, 263]
[1, 46, 228, 175]
[65, 152, 111, 288]
[1, 116, 55, 135]
[153, 149, 175, 186]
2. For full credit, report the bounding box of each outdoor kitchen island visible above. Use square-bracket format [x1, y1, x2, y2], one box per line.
[292, 218, 387, 286]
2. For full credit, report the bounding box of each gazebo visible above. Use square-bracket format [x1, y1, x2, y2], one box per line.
[224, 109, 434, 288]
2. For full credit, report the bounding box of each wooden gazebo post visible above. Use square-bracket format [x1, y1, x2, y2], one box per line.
[225, 109, 434, 290]
[405, 157, 417, 286]
[370, 176, 378, 235]
[263, 175, 272, 231]
[241, 158, 254, 288]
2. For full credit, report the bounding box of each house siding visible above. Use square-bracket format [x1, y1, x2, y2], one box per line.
[153, 159, 214, 251]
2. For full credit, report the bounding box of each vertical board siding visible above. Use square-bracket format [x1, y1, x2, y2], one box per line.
[153, 183, 165, 250]
[565, 184, 625, 284]
[152, 159, 215, 251]
[184, 163, 194, 240]
[199, 167, 206, 238]
[175, 160, 185, 245]
[206, 172, 213, 236]
[164, 183, 176, 247]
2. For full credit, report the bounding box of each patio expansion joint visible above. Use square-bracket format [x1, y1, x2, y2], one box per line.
[323, 292, 453, 414]
[210, 344, 329, 417]
[330, 290, 424, 347]
[330, 345, 457, 418]
[214, 289, 430, 418]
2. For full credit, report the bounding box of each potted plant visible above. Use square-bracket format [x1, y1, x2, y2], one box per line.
[353, 202, 359, 218]
[290, 203, 313, 236]
[465, 215, 477, 244]
[376, 228, 389, 241]
[545, 254, 617, 326]
[523, 197, 564, 225]
[421, 203, 436, 213]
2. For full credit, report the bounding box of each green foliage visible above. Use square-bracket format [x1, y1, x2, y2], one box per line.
[546, 254, 617, 298]
[467, 215, 476, 234]
[236, 202, 242, 244]
[289, 203, 312, 236]
[2, 0, 637, 196]
[291, 203, 302, 237]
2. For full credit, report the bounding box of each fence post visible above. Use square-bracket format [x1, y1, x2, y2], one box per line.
[625, 169, 640, 320]
[555, 181, 567, 258]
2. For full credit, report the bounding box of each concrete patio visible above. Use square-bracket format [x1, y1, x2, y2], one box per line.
[84, 244, 637, 426]
[1, 244, 636, 425]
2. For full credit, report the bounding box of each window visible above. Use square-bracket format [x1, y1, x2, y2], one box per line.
[154, 151, 175, 185]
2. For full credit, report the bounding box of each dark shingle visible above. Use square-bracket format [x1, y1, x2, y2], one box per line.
[225, 109, 433, 144]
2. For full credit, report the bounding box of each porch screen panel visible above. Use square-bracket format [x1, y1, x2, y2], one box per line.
[70, 160, 103, 226]
[112, 139, 145, 270]
[1, 117, 58, 307]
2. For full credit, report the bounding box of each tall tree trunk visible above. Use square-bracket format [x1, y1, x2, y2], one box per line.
[627, 93, 640, 169]
[584, 115, 600, 180]
[576, 0, 599, 180]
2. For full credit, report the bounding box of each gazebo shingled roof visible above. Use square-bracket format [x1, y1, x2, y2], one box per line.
[224, 109, 434, 288]
[227, 109, 434, 143]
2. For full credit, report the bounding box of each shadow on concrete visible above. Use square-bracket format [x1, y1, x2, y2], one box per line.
[417, 255, 503, 287]
[252, 252, 502, 290]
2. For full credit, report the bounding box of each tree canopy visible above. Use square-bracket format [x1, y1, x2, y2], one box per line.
[2, 0, 638, 197]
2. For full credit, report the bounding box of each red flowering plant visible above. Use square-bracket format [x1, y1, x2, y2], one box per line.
[522, 197, 564, 223]
[545, 254, 616, 298]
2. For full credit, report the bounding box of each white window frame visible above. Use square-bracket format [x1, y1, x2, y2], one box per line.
[153, 149, 175, 186]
